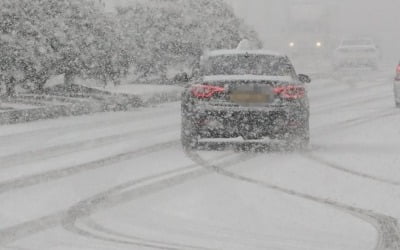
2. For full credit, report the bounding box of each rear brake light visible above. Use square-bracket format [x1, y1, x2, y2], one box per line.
[191, 84, 224, 98]
[274, 85, 305, 100]
[396, 65, 400, 80]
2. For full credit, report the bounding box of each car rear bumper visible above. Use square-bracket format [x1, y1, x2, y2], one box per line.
[190, 104, 308, 139]
[333, 57, 378, 66]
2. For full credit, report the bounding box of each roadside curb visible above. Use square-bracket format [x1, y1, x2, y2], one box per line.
[0, 88, 182, 125]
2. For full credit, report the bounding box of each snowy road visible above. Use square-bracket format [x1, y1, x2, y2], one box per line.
[1, 69, 400, 250]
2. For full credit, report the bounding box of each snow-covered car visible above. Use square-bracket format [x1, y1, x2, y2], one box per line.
[180, 49, 311, 150]
[394, 61, 400, 108]
[333, 38, 380, 69]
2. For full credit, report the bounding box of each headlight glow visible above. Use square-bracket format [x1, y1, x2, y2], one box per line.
[316, 42, 322, 47]
[289, 42, 295, 47]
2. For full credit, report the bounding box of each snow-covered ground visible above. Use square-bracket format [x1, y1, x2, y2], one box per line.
[0, 102, 38, 112]
[75, 78, 183, 104]
[0, 68, 399, 250]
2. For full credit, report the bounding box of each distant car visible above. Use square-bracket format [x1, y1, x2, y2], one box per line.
[180, 49, 311, 150]
[394, 61, 400, 108]
[333, 38, 379, 69]
[287, 36, 329, 57]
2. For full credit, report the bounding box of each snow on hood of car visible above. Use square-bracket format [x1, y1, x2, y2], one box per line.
[203, 75, 294, 82]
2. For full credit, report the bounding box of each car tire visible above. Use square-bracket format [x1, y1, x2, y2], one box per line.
[298, 135, 310, 150]
[284, 134, 310, 151]
[285, 119, 310, 151]
[181, 109, 199, 151]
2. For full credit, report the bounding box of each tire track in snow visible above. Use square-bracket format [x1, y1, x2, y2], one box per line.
[303, 96, 400, 188]
[0, 123, 178, 169]
[302, 153, 400, 186]
[312, 93, 391, 115]
[310, 77, 388, 103]
[186, 151, 400, 250]
[61, 153, 248, 250]
[0, 152, 245, 246]
[68, 219, 215, 250]
[2, 247, 30, 250]
[312, 109, 398, 137]
[0, 161, 199, 247]
[0, 211, 68, 247]
[0, 140, 180, 195]
[82, 219, 216, 250]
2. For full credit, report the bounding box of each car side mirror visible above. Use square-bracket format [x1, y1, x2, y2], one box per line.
[173, 72, 190, 83]
[298, 74, 311, 83]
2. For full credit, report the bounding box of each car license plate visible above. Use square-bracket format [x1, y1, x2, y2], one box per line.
[230, 92, 268, 103]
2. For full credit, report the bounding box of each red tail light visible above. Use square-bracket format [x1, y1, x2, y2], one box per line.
[274, 85, 305, 100]
[191, 84, 224, 98]
[396, 64, 400, 80]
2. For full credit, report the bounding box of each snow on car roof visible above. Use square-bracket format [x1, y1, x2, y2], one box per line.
[203, 75, 294, 82]
[205, 49, 285, 58]
[340, 38, 375, 46]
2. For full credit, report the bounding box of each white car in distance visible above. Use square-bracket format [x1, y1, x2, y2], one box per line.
[333, 38, 380, 69]
[394, 61, 400, 108]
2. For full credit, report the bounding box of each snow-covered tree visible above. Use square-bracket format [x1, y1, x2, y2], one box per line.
[0, 0, 128, 95]
[116, 0, 261, 79]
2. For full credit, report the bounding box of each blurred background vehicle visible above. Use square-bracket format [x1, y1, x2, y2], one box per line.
[394, 61, 400, 107]
[279, 0, 338, 75]
[284, 0, 336, 59]
[332, 38, 380, 70]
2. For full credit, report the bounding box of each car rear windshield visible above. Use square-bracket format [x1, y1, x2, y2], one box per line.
[342, 39, 374, 46]
[201, 54, 295, 77]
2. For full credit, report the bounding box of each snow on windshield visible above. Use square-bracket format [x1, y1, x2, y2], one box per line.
[202, 55, 293, 76]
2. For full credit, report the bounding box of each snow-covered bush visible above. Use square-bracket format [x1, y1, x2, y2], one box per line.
[0, 0, 128, 95]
